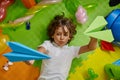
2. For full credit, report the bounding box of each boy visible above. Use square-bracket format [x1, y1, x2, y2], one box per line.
[36, 14, 97, 80]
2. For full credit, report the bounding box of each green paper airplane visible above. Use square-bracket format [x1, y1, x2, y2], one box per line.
[84, 16, 114, 42]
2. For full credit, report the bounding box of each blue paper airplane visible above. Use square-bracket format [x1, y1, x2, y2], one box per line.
[3, 41, 50, 62]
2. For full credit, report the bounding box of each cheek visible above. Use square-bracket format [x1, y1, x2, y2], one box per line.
[65, 36, 70, 40]
[54, 35, 60, 40]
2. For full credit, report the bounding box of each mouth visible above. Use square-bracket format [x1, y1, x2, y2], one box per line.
[59, 41, 64, 44]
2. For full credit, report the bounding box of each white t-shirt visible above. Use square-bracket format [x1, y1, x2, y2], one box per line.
[38, 40, 80, 80]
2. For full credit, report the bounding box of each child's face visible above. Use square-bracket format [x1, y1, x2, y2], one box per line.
[52, 26, 70, 47]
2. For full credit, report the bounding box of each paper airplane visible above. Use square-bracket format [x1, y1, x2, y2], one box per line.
[84, 16, 114, 42]
[3, 42, 50, 62]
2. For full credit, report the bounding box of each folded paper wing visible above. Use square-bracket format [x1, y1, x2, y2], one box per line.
[85, 30, 114, 42]
[84, 16, 107, 33]
[3, 42, 50, 62]
[84, 16, 114, 42]
[4, 52, 47, 62]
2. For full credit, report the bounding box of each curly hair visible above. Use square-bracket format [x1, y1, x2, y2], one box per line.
[47, 14, 76, 43]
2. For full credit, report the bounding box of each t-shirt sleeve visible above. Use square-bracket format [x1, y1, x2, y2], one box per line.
[38, 41, 49, 51]
[72, 46, 81, 58]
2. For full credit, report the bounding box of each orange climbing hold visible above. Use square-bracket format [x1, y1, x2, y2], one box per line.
[21, 0, 36, 9]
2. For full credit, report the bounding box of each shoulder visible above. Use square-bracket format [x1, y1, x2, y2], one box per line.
[40, 40, 53, 48]
[43, 40, 51, 45]
[37, 40, 51, 51]
[69, 46, 81, 57]
[68, 45, 80, 52]
[69, 45, 80, 49]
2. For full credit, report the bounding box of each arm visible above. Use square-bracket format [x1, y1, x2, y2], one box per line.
[78, 37, 97, 55]
[24, 46, 47, 65]
[37, 46, 47, 54]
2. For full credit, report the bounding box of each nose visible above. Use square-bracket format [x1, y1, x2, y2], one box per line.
[60, 35, 64, 40]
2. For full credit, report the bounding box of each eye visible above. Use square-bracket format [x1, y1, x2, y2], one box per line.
[56, 33, 61, 36]
[64, 33, 68, 36]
